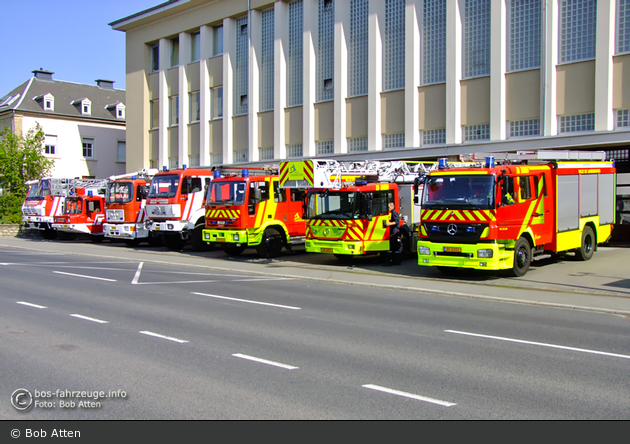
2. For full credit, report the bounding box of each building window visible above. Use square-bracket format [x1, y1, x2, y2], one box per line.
[44, 135, 57, 156]
[260, 8, 275, 112]
[287, 0, 304, 106]
[169, 96, 179, 126]
[422, 128, 446, 145]
[188, 155, 200, 167]
[40, 93, 55, 111]
[559, 113, 595, 133]
[509, 119, 540, 137]
[616, 109, 630, 128]
[287, 143, 303, 158]
[422, 0, 447, 85]
[349, 0, 369, 96]
[210, 153, 223, 166]
[383, 132, 405, 149]
[560, 0, 597, 63]
[234, 149, 249, 162]
[211, 86, 223, 119]
[191, 32, 200, 62]
[82, 137, 94, 158]
[150, 100, 159, 129]
[116, 104, 125, 119]
[169, 157, 178, 169]
[78, 99, 91, 115]
[189, 91, 200, 122]
[259, 147, 274, 160]
[509, 0, 542, 71]
[383, 0, 406, 90]
[318, 0, 335, 101]
[170, 38, 179, 67]
[234, 16, 249, 116]
[618, 0, 630, 54]
[463, 0, 491, 78]
[348, 136, 368, 152]
[151, 43, 159, 72]
[213, 25, 223, 56]
[117, 141, 126, 163]
[316, 140, 334, 155]
[463, 124, 490, 141]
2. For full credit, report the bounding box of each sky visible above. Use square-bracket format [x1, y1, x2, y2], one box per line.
[0, 0, 161, 96]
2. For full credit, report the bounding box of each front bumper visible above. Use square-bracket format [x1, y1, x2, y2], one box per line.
[305, 239, 367, 255]
[149, 220, 188, 233]
[203, 228, 249, 245]
[103, 223, 148, 239]
[417, 240, 514, 270]
[52, 223, 93, 235]
[22, 216, 54, 229]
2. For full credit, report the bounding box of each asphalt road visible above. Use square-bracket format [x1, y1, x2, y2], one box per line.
[1, 247, 629, 419]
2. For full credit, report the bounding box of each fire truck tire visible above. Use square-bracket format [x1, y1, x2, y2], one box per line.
[164, 234, 186, 251]
[256, 228, 284, 258]
[576, 226, 595, 261]
[124, 239, 142, 247]
[508, 237, 531, 277]
[221, 245, 246, 256]
[190, 221, 210, 252]
[334, 254, 355, 263]
[42, 228, 57, 240]
[148, 234, 162, 247]
[89, 235, 104, 244]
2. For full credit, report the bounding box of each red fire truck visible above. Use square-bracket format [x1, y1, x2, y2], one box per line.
[21, 177, 73, 239]
[103, 169, 159, 246]
[145, 166, 214, 251]
[416, 151, 616, 277]
[279, 159, 433, 260]
[52, 179, 109, 243]
[202, 167, 307, 258]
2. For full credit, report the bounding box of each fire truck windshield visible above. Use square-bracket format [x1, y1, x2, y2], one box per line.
[306, 191, 359, 220]
[106, 182, 133, 204]
[64, 197, 83, 215]
[26, 183, 42, 200]
[147, 175, 179, 198]
[422, 175, 495, 210]
[207, 181, 247, 205]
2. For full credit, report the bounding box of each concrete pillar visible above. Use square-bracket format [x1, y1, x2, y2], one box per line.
[405, 0, 421, 148]
[178, 31, 190, 167]
[158, 38, 170, 169]
[274, 0, 288, 159]
[199, 25, 213, 167]
[249, 9, 262, 162]
[303, 0, 318, 157]
[595, 0, 615, 131]
[223, 17, 235, 165]
[334, 0, 349, 154]
[542, 0, 558, 136]
[368, 0, 384, 151]
[490, 0, 506, 141]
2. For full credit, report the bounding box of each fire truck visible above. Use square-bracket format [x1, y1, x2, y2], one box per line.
[21, 177, 73, 239]
[416, 151, 616, 277]
[202, 167, 307, 258]
[279, 159, 433, 260]
[145, 166, 214, 251]
[103, 169, 159, 246]
[52, 179, 109, 242]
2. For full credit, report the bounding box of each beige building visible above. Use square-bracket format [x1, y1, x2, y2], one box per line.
[110, 0, 630, 173]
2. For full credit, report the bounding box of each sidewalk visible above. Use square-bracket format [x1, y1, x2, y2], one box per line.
[1, 236, 630, 316]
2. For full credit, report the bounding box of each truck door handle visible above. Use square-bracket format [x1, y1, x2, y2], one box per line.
[533, 213, 542, 217]
[382, 220, 387, 229]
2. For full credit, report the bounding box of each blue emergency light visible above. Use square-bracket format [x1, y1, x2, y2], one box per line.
[485, 156, 495, 168]
[163, 166, 167, 171]
[88, 190, 93, 197]
[438, 158, 448, 169]
[213, 170, 221, 178]
[132, 176, 137, 180]
[242, 169, 249, 177]
[183, 164, 187, 170]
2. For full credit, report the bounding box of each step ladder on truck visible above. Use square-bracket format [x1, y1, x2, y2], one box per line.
[103, 168, 160, 247]
[416, 150, 616, 277]
[278, 159, 435, 261]
[202, 165, 307, 258]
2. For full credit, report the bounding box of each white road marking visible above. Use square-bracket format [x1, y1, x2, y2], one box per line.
[362, 384, 457, 407]
[139, 331, 188, 344]
[191, 292, 301, 310]
[445, 330, 630, 360]
[135, 280, 219, 285]
[132, 262, 143, 284]
[232, 353, 299, 370]
[70, 314, 109, 324]
[227, 278, 293, 283]
[53, 271, 117, 282]
[16, 301, 47, 309]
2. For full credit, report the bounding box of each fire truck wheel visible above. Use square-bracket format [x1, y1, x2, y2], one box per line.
[147, 234, 162, 247]
[124, 239, 142, 247]
[256, 228, 284, 258]
[164, 234, 186, 251]
[509, 237, 531, 277]
[42, 228, 57, 240]
[221, 245, 246, 256]
[576, 226, 595, 261]
[334, 254, 355, 263]
[191, 222, 210, 252]
[89, 235, 104, 244]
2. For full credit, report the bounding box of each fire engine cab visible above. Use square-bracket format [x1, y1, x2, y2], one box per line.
[416, 151, 616, 277]
[21, 177, 73, 239]
[202, 167, 307, 258]
[52, 179, 109, 242]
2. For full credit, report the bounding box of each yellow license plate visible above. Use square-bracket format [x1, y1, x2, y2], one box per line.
[444, 247, 461, 253]
[322, 248, 334, 253]
[217, 238, 226, 242]
[155, 226, 160, 230]
[63, 225, 68, 228]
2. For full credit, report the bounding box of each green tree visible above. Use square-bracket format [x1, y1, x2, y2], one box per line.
[0, 124, 53, 223]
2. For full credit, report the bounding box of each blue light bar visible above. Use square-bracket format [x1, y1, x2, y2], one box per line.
[183, 164, 187, 170]
[163, 166, 167, 171]
[213, 170, 221, 178]
[485, 156, 495, 168]
[242, 169, 249, 177]
[438, 158, 448, 169]
[88, 190, 93, 197]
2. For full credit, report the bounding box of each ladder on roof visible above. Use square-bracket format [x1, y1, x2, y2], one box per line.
[459, 150, 608, 162]
[108, 168, 159, 181]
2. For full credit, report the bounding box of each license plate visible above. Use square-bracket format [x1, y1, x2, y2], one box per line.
[155, 226, 160, 231]
[27, 218, 32, 222]
[321, 248, 334, 253]
[444, 246, 461, 253]
[63, 225, 68, 228]
[217, 238, 226, 242]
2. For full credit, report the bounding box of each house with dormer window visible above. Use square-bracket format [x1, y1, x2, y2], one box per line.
[0, 69, 126, 179]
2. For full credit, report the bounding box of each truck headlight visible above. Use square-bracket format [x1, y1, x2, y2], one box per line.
[477, 249, 493, 258]
[233, 234, 239, 241]
[419, 246, 431, 255]
[203, 232, 210, 240]
[167, 224, 174, 230]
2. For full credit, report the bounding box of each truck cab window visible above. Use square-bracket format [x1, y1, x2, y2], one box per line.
[273, 181, 287, 203]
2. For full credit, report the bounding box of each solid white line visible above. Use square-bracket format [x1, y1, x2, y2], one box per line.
[232, 353, 299, 370]
[53, 271, 117, 282]
[16, 301, 47, 309]
[445, 330, 630, 360]
[191, 292, 301, 310]
[362, 384, 456, 407]
[70, 314, 109, 324]
[132, 262, 143, 284]
[135, 280, 219, 285]
[228, 278, 293, 282]
[139, 331, 188, 344]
